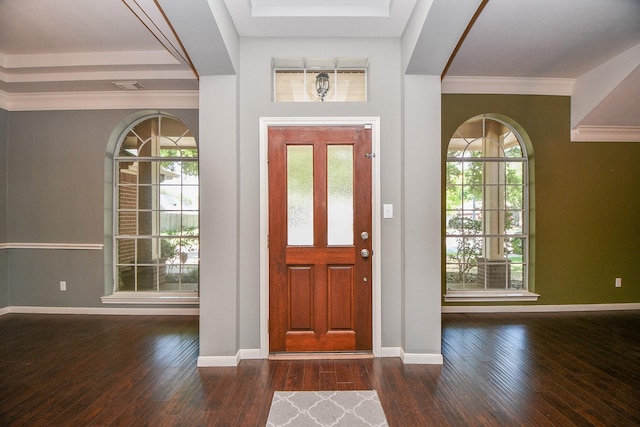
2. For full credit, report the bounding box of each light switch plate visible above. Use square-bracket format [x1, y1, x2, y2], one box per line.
[383, 204, 393, 219]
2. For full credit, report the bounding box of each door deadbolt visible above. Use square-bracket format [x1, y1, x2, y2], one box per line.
[360, 231, 369, 241]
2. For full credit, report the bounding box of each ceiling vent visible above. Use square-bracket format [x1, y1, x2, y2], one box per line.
[112, 81, 144, 90]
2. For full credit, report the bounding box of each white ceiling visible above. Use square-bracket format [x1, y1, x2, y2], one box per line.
[0, 0, 638, 138]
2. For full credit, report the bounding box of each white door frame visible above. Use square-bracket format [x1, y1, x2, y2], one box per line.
[259, 117, 382, 358]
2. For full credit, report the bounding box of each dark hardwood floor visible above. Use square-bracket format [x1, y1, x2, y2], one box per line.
[1, 310, 639, 426]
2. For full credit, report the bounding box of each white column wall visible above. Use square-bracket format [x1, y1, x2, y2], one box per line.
[402, 75, 443, 362]
[198, 75, 240, 365]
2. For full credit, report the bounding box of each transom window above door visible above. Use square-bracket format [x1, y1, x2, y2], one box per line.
[273, 57, 368, 102]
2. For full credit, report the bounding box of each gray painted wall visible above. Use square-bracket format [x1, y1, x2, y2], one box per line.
[0, 108, 7, 308]
[5, 109, 198, 307]
[239, 37, 404, 351]
[197, 36, 443, 359]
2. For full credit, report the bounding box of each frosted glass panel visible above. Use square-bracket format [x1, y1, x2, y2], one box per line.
[287, 145, 314, 245]
[327, 145, 354, 245]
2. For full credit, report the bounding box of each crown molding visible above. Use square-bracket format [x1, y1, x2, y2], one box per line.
[442, 76, 574, 96]
[571, 126, 640, 142]
[0, 89, 198, 111]
[1, 50, 180, 69]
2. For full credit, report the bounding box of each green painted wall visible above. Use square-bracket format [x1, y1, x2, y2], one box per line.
[442, 94, 640, 306]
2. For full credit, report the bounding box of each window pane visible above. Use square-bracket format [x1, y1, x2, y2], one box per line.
[287, 145, 314, 245]
[506, 211, 524, 235]
[117, 212, 136, 235]
[274, 69, 367, 102]
[117, 266, 135, 291]
[509, 263, 525, 289]
[462, 161, 483, 185]
[275, 71, 305, 102]
[506, 162, 524, 184]
[306, 70, 334, 102]
[462, 185, 482, 208]
[505, 237, 525, 258]
[136, 266, 158, 291]
[116, 238, 135, 264]
[327, 145, 354, 245]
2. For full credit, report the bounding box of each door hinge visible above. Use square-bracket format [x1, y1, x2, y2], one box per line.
[365, 152, 376, 159]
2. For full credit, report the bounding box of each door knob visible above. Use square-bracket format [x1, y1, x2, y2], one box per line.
[360, 249, 370, 258]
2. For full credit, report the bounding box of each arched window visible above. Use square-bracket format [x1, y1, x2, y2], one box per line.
[445, 115, 530, 295]
[113, 114, 198, 294]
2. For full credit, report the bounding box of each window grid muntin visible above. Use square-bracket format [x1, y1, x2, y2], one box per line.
[113, 115, 199, 294]
[446, 117, 529, 291]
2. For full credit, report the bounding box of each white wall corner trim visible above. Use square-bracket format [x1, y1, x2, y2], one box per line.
[442, 76, 574, 96]
[0, 307, 10, 316]
[571, 126, 640, 143]
[0, 89, 198, 111]
[442, 302, 640, 313]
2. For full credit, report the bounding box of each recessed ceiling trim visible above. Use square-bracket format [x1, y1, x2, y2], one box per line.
[272, 57, 369, 69]
[250, 0, 390, 17]
[442, 76, 574, 96]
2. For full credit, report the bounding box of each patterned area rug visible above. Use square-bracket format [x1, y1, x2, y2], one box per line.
[266, 390, 389, 427]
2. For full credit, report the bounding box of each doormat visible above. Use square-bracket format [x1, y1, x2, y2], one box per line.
[266, 390, 389, 427]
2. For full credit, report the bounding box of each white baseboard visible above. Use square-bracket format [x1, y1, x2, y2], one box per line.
[381, 347, 443, 364]
[380, 347, 403, 358]
[197, 354, 240, 367]
[401, 350, 444, 365]
[442, 302, 640, 313]
[3, 306, 199, 315]
[239, 349, 262, 360]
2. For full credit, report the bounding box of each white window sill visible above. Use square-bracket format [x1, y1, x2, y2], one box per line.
[101, 292, 199, 305]
[444, 290, 540, 303]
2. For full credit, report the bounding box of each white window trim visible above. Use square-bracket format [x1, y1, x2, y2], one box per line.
[111, 114, 199, 298]
[444, 290, 539, 303]
[101, 292, 199, 305]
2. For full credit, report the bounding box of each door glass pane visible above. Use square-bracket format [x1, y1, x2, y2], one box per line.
[287, 145, 314, 245]
[327, 145, 354, 245]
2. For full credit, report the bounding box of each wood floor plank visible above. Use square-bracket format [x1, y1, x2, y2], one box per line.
[1, 311, 639, 426]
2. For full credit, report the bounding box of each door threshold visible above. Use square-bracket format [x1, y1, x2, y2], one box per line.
[268, 352, 373, 360]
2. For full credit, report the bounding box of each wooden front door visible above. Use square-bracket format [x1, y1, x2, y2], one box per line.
[268, 125, 373, 353]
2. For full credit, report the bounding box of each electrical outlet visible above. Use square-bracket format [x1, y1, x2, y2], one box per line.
[615, 277, 622, 288]
[60, 281, 67, 291]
